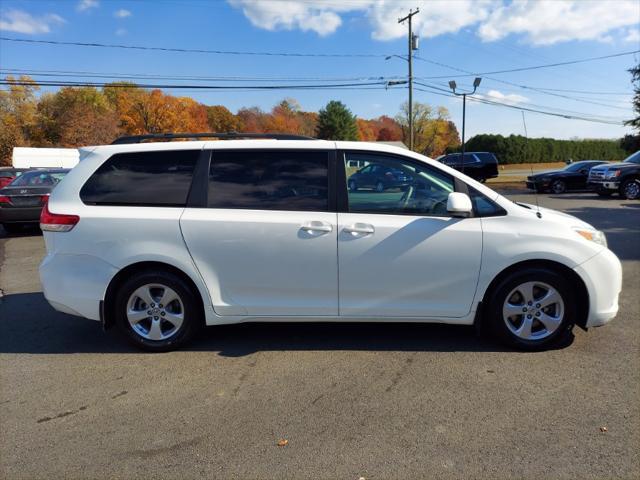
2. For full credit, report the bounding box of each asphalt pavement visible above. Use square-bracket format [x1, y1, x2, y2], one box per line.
[1, 191, 638, 480]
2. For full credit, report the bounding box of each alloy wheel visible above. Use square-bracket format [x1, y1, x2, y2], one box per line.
[126, 283, 185, 341]
[551, 180, 566, 194]
[502, 281, 564, 341]
[623, 181, 640, 200]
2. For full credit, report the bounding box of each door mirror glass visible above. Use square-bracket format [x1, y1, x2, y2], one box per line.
[446, 192, 473, 217]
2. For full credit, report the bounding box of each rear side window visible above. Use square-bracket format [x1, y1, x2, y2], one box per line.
[208, 150, 328, 211]
[80, 150, 199, 206]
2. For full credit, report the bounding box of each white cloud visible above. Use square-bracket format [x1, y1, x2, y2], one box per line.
[114, 9, 131, 19]
[479, 90, 529, 106]
[227, 0, 640, 45]
[77, 0, 99, 12]
[115, 28, 127, 36]
[478, 0, 640, 45]
[624, 28, 640, 44]
[0, 9, 65, 34]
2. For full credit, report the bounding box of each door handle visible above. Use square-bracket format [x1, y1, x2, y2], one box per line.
[344, 223, 375, 235]
[300, 221, 333, 233]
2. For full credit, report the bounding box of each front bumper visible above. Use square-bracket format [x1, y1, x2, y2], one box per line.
[526, 180, 549, 191]
[588, 180, 619, 191]
[574, 248, 622, 327]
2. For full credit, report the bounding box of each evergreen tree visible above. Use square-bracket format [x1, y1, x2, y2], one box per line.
[316, 100, 358, 140]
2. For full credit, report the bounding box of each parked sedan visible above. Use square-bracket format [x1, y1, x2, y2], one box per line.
[0, 167, 28, 188]
[0, 169, 69, 233]
[348, 163, 413, 192]
[526, 160, 607, 194]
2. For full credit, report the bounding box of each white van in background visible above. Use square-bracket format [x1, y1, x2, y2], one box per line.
[12, 147, 79, 169]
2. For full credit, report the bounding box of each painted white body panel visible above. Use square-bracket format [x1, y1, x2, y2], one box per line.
[38, 139, 622, 333]
[180, 209, 338, 316]
[337, 213, 482, 318]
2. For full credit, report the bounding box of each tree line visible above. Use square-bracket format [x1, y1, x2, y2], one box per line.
[0, 75, 461, 166]
[454, 134, 632, 164]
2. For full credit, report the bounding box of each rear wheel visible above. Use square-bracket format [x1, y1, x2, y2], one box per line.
[620, 179, 640, 200]
[115, 270, 201, 351]
[550, 180, 566, 194]
[486, 268, 575, 351]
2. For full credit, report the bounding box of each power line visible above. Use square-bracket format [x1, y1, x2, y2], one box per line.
[414, 84, 626, 126]
[0, 68, 403, 83]
[415, 50, 639, 78]
[0, 36, 391, 58]
[0, 78, 399, 91]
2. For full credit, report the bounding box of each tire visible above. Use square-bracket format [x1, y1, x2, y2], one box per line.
[114, 270, 202, 352]
[375, 181, 385, 193]
[619, 179, 640, 200]
[486, 268, 575, 351]
[550, 180, 566, 194]
[596, 191, 613, 197]
[348, 180, 358, 192]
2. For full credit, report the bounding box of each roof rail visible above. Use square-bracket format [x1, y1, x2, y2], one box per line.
[111, 132, 316, 145]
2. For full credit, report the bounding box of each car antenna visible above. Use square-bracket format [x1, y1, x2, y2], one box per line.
[521, 111, 541, 218]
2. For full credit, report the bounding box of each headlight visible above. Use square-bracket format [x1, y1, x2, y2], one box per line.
[605, 170, 621, 179]
[574, 228, 607, 247]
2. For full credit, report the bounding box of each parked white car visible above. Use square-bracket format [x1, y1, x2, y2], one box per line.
[39, 134, 622, 351]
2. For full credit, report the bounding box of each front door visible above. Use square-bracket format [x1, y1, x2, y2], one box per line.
[338, 151, 482, 318]
[180, 148, 338, 317]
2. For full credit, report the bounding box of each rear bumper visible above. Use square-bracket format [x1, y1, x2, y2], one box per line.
[39, 253, 118, 321]
[0, 206, 42, 223]
[574, 248, 622, 327]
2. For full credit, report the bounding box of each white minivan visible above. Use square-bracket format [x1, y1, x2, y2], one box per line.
[39, 134, 622, 351]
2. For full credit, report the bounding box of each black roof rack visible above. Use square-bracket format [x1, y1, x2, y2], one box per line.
[111, 132, 316, 145]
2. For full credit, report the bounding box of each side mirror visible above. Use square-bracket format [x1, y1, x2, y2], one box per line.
[447, 192, 473, 217]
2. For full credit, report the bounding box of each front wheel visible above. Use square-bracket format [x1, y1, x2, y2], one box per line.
[620, 179, 640, 200]
[375, 181, 385, 193]
[115, 270, 201, 351]
[550, 180, 566, 194]
[486, 268, 575, 351]
[348, 180, 358, 192]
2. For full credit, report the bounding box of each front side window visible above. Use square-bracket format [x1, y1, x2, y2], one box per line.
[208, 150, 328, 211]
[80, 150, 199, 206]
[345, 152, 454, 216]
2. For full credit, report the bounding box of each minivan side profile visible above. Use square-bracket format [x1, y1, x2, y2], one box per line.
[39, 136, 622, 352]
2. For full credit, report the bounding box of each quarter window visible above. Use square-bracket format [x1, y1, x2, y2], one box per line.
[80, 150, 199, 206]
[208, 150, 329, 211]
[345, 152, 454, 216]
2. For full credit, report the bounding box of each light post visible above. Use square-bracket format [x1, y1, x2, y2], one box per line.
[449, 77, 482, 168]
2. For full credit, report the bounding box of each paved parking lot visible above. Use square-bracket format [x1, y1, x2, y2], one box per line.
[1, 192, 638, 479]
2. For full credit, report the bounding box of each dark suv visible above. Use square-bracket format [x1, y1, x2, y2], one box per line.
[587, 151, 640, 199]
[437, 152, 499, 182]
[348, 163, 413, 192]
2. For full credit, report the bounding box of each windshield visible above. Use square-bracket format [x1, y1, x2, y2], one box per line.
[623, 151, 640, 164]
[9, 171, 67, 187]
[564, 161, 596, 172]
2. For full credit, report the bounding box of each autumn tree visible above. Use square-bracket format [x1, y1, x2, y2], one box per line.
[316, 100, 358, 141]
[207, 105, 241, 132]
[356, 119, 376, 141]
[237, 107, 269, 133]
[374, 115, 403, 141]
[0, 76, 39, 165]
[396, 102, 460, 157]
[37, 87, 119, 147]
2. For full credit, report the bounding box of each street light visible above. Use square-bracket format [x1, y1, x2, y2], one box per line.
[449, 77, 482, 171]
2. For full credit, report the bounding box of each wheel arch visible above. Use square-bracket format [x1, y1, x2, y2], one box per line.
[102, 261, 206, 330]
[478, 259, 590, 331]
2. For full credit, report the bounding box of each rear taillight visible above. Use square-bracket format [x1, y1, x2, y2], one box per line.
[40, 194, 50, 205]
[0, 195, 10, 205]
[40, 203, 79, 232]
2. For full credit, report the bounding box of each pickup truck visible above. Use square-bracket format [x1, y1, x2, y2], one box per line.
[587, 151, 640, 200]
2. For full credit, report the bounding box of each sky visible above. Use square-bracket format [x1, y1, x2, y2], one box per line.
[0, 0, 639, 140]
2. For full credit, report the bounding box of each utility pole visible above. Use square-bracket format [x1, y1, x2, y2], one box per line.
[398, 8, 419, 151]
